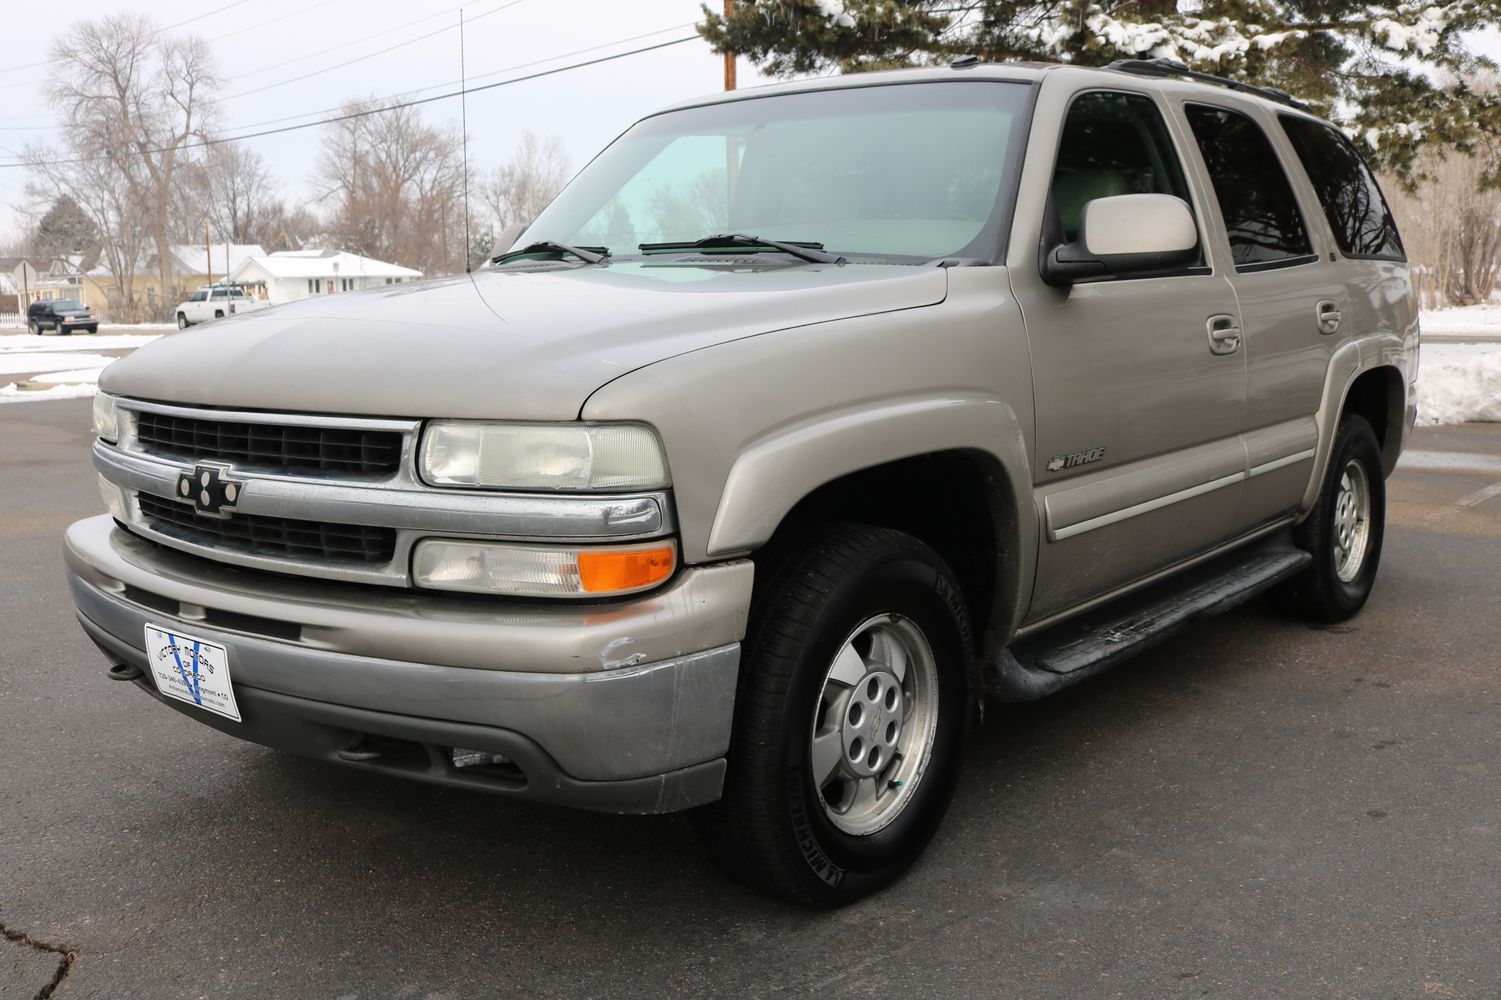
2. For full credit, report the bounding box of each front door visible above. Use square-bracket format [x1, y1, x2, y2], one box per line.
[1009, 87, 1248, 622]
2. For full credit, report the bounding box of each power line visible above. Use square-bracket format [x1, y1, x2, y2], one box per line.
[207, 23, 701, 138]
[0, 35, 700, 171]
[222, 0, 530, 102]
[0, 0, 258, 87]
[0, 19, 698, 134]
[216, 0, 344, 53]
[224, 0, 476, 82]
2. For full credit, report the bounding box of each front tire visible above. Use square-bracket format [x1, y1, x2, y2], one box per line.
[176, 313, 189, 329]
[693, 525, 973, 907]
[1270, 415, 1386, 622]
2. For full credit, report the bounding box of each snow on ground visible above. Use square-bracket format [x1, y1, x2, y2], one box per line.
[31, 367, 109, 386]
[0, 352, 117, 377]
[0, 382, 99, 404]
[1420, 305, 1501, 339]
[0, 333, 162, 353]
[1417, 306, 1501, 426]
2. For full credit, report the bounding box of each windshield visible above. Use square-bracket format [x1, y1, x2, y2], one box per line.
[523, 81, 1029, 262]
[52, 299, 85, 311]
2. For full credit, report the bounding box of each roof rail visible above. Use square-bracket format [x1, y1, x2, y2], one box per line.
[1107, 58, 1308, 111]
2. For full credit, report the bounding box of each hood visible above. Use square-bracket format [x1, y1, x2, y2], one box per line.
[100, 262, 948, 420]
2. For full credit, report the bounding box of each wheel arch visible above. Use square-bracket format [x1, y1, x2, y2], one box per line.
[1339, 363, 1406, 477]
[706, 396, 1036, 650]
[1301, 339, 1409, 513]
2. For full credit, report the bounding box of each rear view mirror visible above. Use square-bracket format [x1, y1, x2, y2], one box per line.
[1042, 194, 1199, 287]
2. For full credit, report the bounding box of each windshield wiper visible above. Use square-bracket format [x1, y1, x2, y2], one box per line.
[491, 241, 610, 266]
[639, 233, 845, 265]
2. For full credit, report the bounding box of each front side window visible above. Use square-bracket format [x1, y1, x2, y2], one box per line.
[191, 291, 207, 302]
[1051, 91, 1195, 245]
[1279, 116, 1405, 261]
[524, 81, 1030, 261]
[1185, 104, 1313, 269]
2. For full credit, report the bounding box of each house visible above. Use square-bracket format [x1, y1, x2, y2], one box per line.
[82, 242, 265, 316]
[0, 255, 88, 306]
[228, 249, 422, 304]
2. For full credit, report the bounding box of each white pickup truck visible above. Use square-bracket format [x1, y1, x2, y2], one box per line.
[173, 285, 270, 329]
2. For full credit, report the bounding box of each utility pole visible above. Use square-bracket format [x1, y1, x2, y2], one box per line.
[204, 218, 213, 287]
[723, 0, 736, 91]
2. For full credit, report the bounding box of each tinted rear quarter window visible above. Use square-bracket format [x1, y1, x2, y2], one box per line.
[1185, 104, 1313, 269]
[1279, 116, 1405, 261]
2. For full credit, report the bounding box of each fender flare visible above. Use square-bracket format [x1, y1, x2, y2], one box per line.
[1301, 334, 1408, 513]
[705, 394, 1037, 636]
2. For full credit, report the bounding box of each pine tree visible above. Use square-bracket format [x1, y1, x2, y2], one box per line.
[700, 1, 1500, 178]
[28, 194, 100, 261]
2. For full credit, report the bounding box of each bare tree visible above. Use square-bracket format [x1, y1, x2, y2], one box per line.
[480, 132, 570, 239]
[316, 101, 464, 275]
[27, 13, 219, 316]
[25, 152, 152, 319]
[194, 143, 274, 245]
[1386, 152, 1501, 308]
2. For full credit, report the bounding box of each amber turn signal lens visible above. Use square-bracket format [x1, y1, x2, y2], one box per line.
[578, 546, 676, 593]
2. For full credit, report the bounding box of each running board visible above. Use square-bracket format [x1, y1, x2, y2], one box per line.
[989, 538, 1312, 702]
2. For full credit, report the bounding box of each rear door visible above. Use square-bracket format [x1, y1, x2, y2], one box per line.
[1010, 85, 1247, 622]
[1177, 100, 1341, 527]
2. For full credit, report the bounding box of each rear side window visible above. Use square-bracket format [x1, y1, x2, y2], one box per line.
[1279, 116, 1405, 261]
[1051, 91, 1195, 246]
[1185, 104, 1313, 270]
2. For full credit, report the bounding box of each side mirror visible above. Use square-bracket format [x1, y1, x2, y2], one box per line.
[1042, 194, 1199, 287]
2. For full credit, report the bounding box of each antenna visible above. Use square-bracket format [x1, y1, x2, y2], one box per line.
[459, 8, 472, 274]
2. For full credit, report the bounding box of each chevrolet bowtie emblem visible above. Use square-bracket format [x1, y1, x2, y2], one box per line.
[177, 463, 242, 517]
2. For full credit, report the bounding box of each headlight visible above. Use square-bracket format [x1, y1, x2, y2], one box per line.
[412, 539, 677, 597]
[92, 392, 120, 443]
[419, 421, 669, 491]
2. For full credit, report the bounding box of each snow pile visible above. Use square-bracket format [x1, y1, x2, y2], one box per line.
[1416, 351, 1501, 427]
[0, 381, 98, 404]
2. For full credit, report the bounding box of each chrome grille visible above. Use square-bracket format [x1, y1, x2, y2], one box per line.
[136, 493, 396, 564]
[135, 410, 403, 476]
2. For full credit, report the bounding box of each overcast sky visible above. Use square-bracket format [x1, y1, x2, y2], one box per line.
[1, 3, 1497, 246]
[0, 0, 775, 242]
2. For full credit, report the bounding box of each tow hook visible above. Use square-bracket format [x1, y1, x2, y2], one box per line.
[106, 662, 143, 682]
[336, 738, 383, 762]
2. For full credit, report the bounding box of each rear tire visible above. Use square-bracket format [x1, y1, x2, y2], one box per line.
[692, 525, 973, 908]
[1269, 415, 1385, 622]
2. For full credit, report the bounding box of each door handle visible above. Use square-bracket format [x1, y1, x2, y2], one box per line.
[1317, 300, 1342, 336]
[1207, 314, 1241, 356]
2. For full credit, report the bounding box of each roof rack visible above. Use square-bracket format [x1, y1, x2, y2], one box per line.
[1107, 58, 1308, 111]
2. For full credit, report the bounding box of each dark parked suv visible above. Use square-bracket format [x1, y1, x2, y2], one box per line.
[27, 298, 98, 335]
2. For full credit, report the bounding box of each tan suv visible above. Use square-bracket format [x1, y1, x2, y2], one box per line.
[66, 58, 1417, 907]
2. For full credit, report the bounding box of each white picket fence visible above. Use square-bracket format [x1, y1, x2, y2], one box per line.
[0, 312, 22, 329]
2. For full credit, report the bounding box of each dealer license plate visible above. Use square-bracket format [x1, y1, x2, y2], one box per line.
[143, 624, 241, 722]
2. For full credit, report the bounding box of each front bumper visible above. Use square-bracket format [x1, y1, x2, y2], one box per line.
[65, 515, 754, 813]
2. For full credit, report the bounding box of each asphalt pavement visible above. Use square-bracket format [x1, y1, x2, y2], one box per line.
[1, 398, 1498, 1000]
